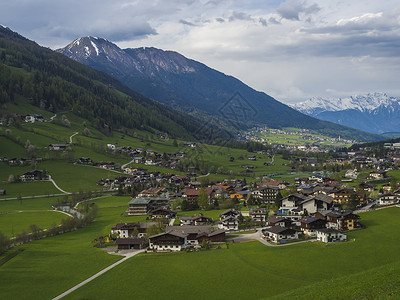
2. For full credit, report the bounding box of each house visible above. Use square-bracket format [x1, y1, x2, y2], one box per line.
[133, 157, 144, 164]
[150, 208, 176, 219]
[127, 197, 169, 215]
[116, 237, 147, 250]
[249, 207, 267, 223]
[259, 180, 290, 190]
[300, 194, 334, 214]
[266, 216, 293, 228]
[345, 169, 359, 179]
[77, 157, 92, 164]
[219, 215, 239, 231]
[20, 170, 46, 182]
[48, 144, 68, 151]
[358, 182, 376, 192]
[316, 228, 347, 243]
[378, 193, 400, 206]
[299, 216, 327, 236]
[111, 222, 157, 238]
[315, 210, 361, 231]
[251, 185, 280, 204]
[166, 225, 225, 245]
[262, 226, 298, 243]
[0, 189, 6, 195]
[149, 231, 188, 252]
[182, 188, 214, 204]
[368, 170, 387, 180]
[179, 215, 213, 226]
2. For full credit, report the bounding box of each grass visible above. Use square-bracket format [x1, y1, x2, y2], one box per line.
[63, 207, 400, 300]
[0, 210, 68, 237]
[0, 196, 60, 212]
[0, 181, 61, 198]
[0, 135, 26, 157]
[0, 205, 398, 299]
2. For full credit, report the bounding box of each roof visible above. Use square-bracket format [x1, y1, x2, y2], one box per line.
[116, 238, 145, 245]
[299, 216, 324, 224]
[263, 226, 295, 234]
[315, 228, 341, 234]
[128, 197, 169, 205]
[112, 222, 156, 230]
[184, 188, 213, 196]
[208, 229, 226, 237]
[166, 225, 212, 235]
[220, 209, 239, 216]
[267, 216, 289, 224]
[149, 231, 188, 239]
[301, 194, 334, 205]
[140, 187, 166, 194]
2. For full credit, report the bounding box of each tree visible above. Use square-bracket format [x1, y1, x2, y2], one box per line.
[132, 227, 139, 237]
[198, 188, 209, 209]
[83, 127, 91, 137]
[274, 191, 283, 208]
[0, 231, 11, 254]
[181, 199, 190, 211]
[232, 195, 240, 205]
[247, 194, 255, 206]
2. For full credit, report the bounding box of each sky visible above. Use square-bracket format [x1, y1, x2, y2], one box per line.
[1, 0, 400, 104]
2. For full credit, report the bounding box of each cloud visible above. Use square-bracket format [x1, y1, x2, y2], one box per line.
[229, 11, 253, 22]
[277, 0, 320, 21]
[259, 17, 267, 27]
[180, 19, 197, 26]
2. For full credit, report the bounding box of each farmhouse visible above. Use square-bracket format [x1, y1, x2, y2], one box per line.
[138, 187, 169, 198]
[111, 222, 156, 238]
[48, 144, 68, 151]
[179, 215, 213, 226]
[20, 170, 46, 182]
[262, 226, 298, 243]
[266, 216, 293, 228]
[315, 210, 361, 231]
[150, 208, 176, 219]
[182, 188, 214, 204]
[0, 189, 6, 195]
[149, 231, 187, 252]
[315, 228, 347, 243]
[249, 207, 267, 223]
[378, 193, 400, 206]
[367, 170, 387, 180]
[299, 216, 327, 237]
[300, 194, 334, 214]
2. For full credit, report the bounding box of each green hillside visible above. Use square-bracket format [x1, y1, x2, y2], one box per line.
[0, 26, 217, 141]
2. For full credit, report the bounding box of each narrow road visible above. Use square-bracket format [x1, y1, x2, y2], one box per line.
[197, 172, 210, 178]
[48, 175, 70, 194]
[354, 200, 377, 213]
[169, 218, 176, 226]
[49, 113, 57, 122]
[121, 159, 135, 170]
[69, 132, 79, 143]
[52, 250, 145, 300]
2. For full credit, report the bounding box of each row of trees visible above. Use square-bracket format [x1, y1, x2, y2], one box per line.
[0, 204, 97, 255]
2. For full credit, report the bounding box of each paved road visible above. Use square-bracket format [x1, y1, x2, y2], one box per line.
[52, 250, 145, 300]
[69, 132, 79, 143]
[169, 218, 176, 226]
[121, 159, 135, 169]
[354, 200, 377, 213]
[227, 229, 317, 247]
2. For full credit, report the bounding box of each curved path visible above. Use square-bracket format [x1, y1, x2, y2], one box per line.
[52, 250, 145, 300]
[48, 175, 70, 194]
[69, 132, 79, 143]
[121, 159, 135, 170]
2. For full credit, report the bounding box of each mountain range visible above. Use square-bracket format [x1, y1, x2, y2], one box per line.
[291, 93, 400, 134]
[57, 37, 381, 142]
[0, 25, 214, 140]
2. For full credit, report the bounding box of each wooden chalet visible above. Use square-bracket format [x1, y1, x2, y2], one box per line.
[315, 228, 347, 243]
[315, 210, 361, 231]
[249, 207, 267, 223]
[127, 197, 169, 215]
[179, 215, 213, 226]
[299, 216, 327, 237]
[111, 222, 156, 238]
[262, 226, 298, 243]
[266, 216, 293, 228]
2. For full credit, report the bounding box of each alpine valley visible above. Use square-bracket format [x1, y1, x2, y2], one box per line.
[57, 36, 381, 142]
[291, 93, 400, 135]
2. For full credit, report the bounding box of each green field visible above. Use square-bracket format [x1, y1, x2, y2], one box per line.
[0, 181, 61, 198]
[0, 210, 68, 237]
[0, 206, 399, 299]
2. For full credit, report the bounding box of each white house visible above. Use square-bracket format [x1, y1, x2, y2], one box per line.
[262, 226, 298, 243]
[316, 228, 347, 243]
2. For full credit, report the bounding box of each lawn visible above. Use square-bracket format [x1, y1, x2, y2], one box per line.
[0, 180, 61, 199]
[0, 210, 68, 237]
[0, 196, 60, 212]
[0, 206, 399, 299]
[60, 208, 399, 300]
[0, 135, 27, 157]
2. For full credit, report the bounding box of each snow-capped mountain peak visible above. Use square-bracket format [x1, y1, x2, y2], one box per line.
[291, 92, 400, 134]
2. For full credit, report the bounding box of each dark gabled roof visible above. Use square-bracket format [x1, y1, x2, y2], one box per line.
[116, 237, 145, 245]
[301, 194, 333, 205]
[299, 216, 325, 224]
[315, 228, 341, 234]
[166, 225, 212, 235]
[208, 229, 226, 237]
[149, 230, 188, 239]
[220, 209, 239, 216]
[263, 226, 295, 234]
